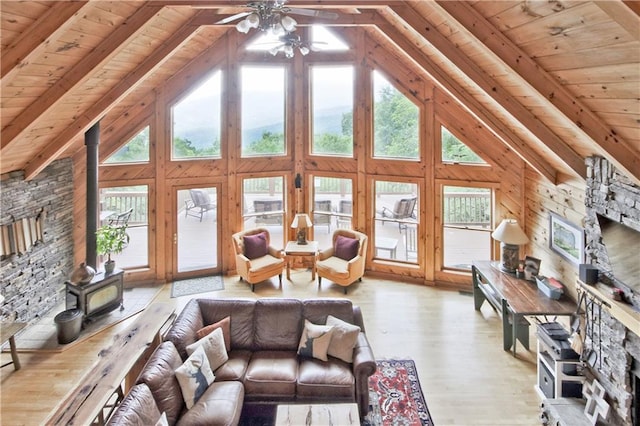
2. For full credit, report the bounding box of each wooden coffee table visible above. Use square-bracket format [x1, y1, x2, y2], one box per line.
[275, 403, 359, 425]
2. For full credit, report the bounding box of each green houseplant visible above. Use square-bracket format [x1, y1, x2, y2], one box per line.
[96, 224, 129, 274]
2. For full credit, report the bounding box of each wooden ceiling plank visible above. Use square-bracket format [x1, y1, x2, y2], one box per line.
[1, 1, 89, 81]
[1, 4, 163, 153]
[389, 4, 586, 180]
[23, 15, 203, 180]
[435, 0, 640, 183]
[373, 17, 557, 184]
[595, 1, 640, 41]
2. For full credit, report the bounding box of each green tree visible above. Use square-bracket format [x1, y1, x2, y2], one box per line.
[244, 131, 285, 155]
[106, 127, 150, 163]
[173, 136, 220, 158]
[374, 86, 419, 158]
[441, 128, 484, 163]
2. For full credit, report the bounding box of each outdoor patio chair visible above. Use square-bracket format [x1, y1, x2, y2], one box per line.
[380, 197, 417, 230]
[313, 200, 333, 233]
[107, 208, 133, 248]
[337, 200, 352, 229]
[185, 189, 216, 222]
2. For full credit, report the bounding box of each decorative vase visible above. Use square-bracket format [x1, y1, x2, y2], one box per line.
[104, 260, 116, 275]
[70, 262, 96, 285]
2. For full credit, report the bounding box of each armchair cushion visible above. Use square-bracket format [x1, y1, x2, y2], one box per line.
[243, 232, 268, 259]
[334, 235, 359, 261]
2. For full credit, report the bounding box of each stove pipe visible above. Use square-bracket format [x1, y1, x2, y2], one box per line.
[85, 122, 100, 270]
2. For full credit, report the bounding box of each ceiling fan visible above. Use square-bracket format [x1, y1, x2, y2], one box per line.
[216, 1, 339, 34]
[265, 32, 325, 57]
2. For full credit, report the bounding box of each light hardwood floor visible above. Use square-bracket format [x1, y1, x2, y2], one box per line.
[1, 271, 540, 425]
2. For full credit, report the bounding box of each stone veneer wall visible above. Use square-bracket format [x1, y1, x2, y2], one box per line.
[0, 158, 74, 323]
[584, 156, 640, 425]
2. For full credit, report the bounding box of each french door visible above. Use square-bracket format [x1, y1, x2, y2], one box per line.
[173, 185, 221, 279]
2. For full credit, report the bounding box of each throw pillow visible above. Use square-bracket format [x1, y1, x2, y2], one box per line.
[334, 235, 359, 261]
[186, 327, 229, 371]
[196, 316, 231, 351]
[326, 315, 361, 363]
[175, 346, 215, 409]
[297, 319, 334, 362]
[155, 412, 168, 426]
[243, 232, 268, 260]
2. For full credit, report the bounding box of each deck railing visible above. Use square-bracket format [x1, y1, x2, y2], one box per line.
[101, 191, 147, 225]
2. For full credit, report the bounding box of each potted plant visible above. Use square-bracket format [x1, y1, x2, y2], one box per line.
[96, 224, 129, 274]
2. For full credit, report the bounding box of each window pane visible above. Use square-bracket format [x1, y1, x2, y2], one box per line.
[373, 180, 418, 262]
[373, 71, 419, 160]
[242, 176, 285, 248]
[442, 186, 492, 270]
[312, 176, 353, 248]
[105, 126, 150, 164]
[311, 65, 353, 156]
[99, 185, 149, 270]
[311, 26, 349, 51]
[171, 71, 222, 159]
[242, 66, 286, 157]
[441, 126, 485, 164]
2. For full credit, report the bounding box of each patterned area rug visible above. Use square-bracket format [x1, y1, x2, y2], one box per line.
[239, 358, 433, 425]
[364, 359, 434, 426]
[170, 275, 224, 298]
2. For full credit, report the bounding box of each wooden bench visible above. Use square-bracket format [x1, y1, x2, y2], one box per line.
[1, 322, 27, 370]
[46, 303, 175, 426]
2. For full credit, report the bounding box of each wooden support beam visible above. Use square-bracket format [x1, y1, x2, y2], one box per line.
[23, 16, 202, 180]
[595, 1, 640, 41]
[1, 5, 163, 152]
[434, 0, 640, 185]
[373, 17, 558, 184]
[388, 4, 586, 181]
[0, 1, 88, 81]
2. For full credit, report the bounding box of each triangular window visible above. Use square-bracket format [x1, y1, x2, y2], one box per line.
[104, 126, 150, 164]
[441, 126, 486, 164]
[311, 26, 349, 51]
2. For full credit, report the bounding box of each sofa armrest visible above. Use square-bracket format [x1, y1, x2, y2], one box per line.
[352, 332, 376, 416]
[164, 299, 204, 360]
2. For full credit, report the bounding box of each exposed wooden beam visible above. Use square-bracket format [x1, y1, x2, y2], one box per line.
[389, 4, 586, 181]
[1, 5, 163, 153]
[23, 15, 204, 180]
[373, 15, 558, 184]
[148, 1, 398, 7]
[190, 9, 379, 26]
[595, 1, 640, 41]
[0, 1, 89, 80]
[436, 0, 640, 184]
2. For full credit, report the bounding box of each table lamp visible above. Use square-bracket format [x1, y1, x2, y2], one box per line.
[492, 219, 529, 273]
[291, 213, 313, 245]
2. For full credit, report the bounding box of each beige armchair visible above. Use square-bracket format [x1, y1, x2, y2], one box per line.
[316, 229, 368, 294]
[231, 227, 285, 292]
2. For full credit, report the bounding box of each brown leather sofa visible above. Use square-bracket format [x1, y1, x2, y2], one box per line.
[108, 298, 376, 425]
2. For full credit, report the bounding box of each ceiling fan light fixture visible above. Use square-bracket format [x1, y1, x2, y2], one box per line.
[280, 15, 297, 32]
[299, 45, 310, 55]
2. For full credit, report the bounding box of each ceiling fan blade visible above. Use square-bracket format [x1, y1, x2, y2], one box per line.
[285, 8, 339, 20]
[215, 11, 251, 25]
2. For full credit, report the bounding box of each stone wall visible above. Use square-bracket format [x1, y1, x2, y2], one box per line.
[584, 156, 639, 425]
[0, 158, 74, 323]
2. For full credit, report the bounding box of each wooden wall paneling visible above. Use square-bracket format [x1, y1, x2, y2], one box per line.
[292, 33, 305, 218]
[155, 86, 168, 282]
[0, 2, 50, 49]
[23, 13, 202, 180]
[100, 102, 155, 161]
[389, 5, 586, 181]
[373, 14, 558, 184]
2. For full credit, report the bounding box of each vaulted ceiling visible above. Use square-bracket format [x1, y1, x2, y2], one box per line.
[1, 1, 638, 184]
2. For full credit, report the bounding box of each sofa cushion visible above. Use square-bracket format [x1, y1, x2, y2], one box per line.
[302, 299, 355, 325]
[198, 299, 255, 350]
[176, 381, 244, 426]
[297, 358, 355, 399]
[186, 327, 228, 371]
[214, 350, 251, 382]
[175, 346, 215, 409]
[334, 235, 359, 260]
[244, 351, 298, 398]
[254, 299, 303, 351]
[136, 341, 185, 425]
[297, 320, 334, 362]
[326, 315, 360, 363]
[196, 316, 231, 352]
[106, 383, 161, 426]
[243, 232, 268, 259]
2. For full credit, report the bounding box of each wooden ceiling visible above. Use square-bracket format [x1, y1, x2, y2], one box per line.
[1, 1, 639, 184]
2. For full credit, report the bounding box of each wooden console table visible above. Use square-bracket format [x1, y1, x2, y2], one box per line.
[472, 261, 577, 356]
[285, 241, 318, 281]
[47, 302, 175, 426]
[1, 322, 27, 370]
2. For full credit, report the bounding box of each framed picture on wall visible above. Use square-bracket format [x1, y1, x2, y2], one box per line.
[549, 212, 584, 265]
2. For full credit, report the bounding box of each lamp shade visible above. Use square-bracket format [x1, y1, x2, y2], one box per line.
[291, 213, 313, 229]
[492, 219, 529, 245]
